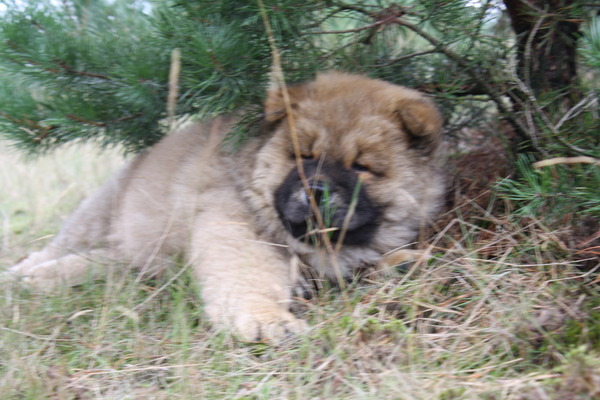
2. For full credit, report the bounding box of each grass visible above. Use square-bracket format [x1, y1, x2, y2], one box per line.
[1, 143, 600, 399]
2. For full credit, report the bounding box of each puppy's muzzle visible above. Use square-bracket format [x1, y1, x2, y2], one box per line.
[274, 160, 381, 246]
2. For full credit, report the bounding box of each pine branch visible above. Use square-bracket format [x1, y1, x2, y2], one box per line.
[389, 13, 537, 150]
[308, 20, 386, 35]
[375, 49, 436, 67]
[65, 112, 144, 127]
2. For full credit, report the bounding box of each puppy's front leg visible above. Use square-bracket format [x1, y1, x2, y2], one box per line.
[190, 208, 307, 344]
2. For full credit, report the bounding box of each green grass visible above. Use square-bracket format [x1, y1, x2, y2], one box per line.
[1, 144, 600, 399]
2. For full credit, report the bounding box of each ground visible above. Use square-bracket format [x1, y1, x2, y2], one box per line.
[1, 141, 599, 399]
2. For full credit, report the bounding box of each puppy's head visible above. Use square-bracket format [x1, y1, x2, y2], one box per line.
[264, 72, 443, 156]
[256, 72, 443, 248]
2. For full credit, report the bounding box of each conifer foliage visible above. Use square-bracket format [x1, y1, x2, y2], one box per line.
[0, 0, 324, 153]
[0, 0, 597, 162]
[0, 1, 169, 152]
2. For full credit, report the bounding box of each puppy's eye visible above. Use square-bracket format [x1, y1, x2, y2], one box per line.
[289, 153, 313, 160]
[351, 162, 370, 173]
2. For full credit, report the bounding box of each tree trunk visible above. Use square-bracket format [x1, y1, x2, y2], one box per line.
[503, 0, 581, 99]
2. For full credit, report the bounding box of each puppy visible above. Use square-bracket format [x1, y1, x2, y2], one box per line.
[8, 72, 444, 342]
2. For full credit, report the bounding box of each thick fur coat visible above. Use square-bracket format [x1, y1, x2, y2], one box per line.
[8, 72, 445, 342]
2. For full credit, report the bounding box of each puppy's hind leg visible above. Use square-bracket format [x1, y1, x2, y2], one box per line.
[8, 249, 114, 291]
[7, 170, 124, 290]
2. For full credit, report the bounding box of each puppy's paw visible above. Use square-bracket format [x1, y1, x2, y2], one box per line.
[235, 306, 308, 344]
[7, 254, 95, 291]
[207, 302, 308, 344]
[7, 259, 65, 291]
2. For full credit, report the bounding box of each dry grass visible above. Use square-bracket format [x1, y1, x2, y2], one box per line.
[1, 143, 600, 399]
[0, 143, 125, 254]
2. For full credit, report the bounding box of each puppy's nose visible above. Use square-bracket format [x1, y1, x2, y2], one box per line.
[307, 180, 330, 205]
[300, 180, 329, 205]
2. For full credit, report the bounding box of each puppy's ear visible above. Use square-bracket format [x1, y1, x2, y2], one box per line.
[264, 85, 308, 122]
[394, 97, 443, 156]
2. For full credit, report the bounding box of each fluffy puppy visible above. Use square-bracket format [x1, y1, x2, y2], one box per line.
[8, 72, 444, 342]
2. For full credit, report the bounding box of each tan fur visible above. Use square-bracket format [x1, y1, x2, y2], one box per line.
[7, 72, 444, 343]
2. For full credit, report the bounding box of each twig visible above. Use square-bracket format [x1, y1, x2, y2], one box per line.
[66, 112, 143, 127]
[532, 157, 600, 168]
[257, 0, 348, 293]
[375, 49, 436, 67]
[308, 20, 385, 35]
[53, 59, 114, 81]
[509, 64, 594, 156]
[0, 111, 49, 132]
[66, 114, 104, 127]
[0, 326, 74, 342]
[167, 48, 181, 129]
[519, 12, 547, 152]
[5, 41, 113, 81]
[71, 363, 206, 379]
[523, 13, 546, 92]
[554, 93, 598, 131]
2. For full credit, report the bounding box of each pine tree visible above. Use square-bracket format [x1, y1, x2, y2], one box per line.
[0, 0, 324, 153]
[0, 0, 597, 161]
